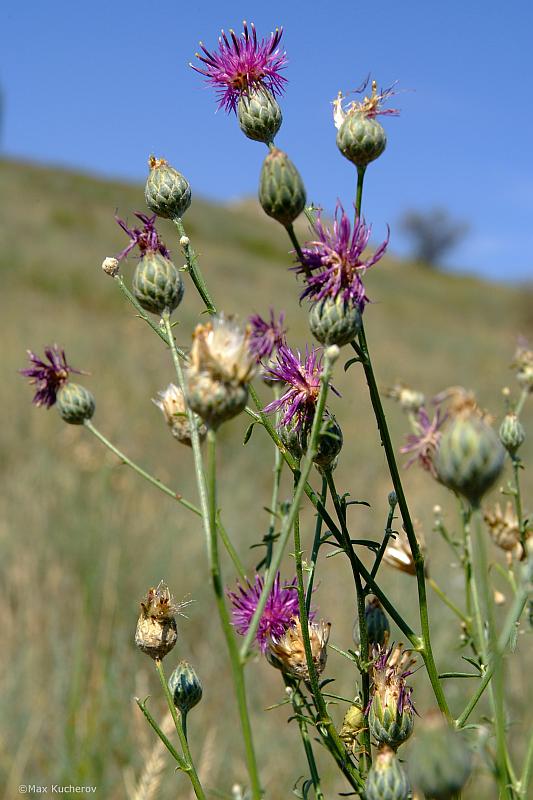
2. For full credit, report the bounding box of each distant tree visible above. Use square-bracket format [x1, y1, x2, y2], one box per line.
[399, 207, 469, 267]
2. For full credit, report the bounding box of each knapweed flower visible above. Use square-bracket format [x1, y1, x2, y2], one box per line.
[190, 315, 256, 384]
[115, 212, 170, 261]
[368, 643, 416, 748]
[267, 617, 331, 681]
[294, 204, 388, 309]
[263, 344, 338, 429]
[153, 383, 207, 446]
[248, 309, 287, 362]
[135, 580, 179, 660]
[333, 76, 400, 130]
[20, 346, 82, 408]
[191, 21, 287, 113]
[228, 572, 300, 652]
[400, 407, 444, 477]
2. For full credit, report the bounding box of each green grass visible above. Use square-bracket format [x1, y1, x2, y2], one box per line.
[1, 157, 532, 798]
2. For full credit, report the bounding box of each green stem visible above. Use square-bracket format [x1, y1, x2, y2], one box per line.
[518, 726, 533, 799]
[369, 495, 398, 582]
[173, 218, 217, 315]
[355, 166, 366, 219]
[353, 327, 450, 718]
[305, 476, 327, 615]
[285, 223, 306, 264]
[511, 456, 527, 555]
[515, 388, 529, 416]
[428, 578, 470, 626]
[163, 313, 261, 799]
[265, 388, 284, 570]
[286, 680, 324, 800]
[135, 697, 186, 768]
[114, 275, 169, 346]
[155, 660, 206, 800]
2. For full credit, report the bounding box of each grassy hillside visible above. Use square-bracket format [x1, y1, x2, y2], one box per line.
[1, 158, 532, 798]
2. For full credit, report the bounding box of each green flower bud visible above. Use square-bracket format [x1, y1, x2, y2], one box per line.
[365, 596, 390, 648]
[56, 383, 95, 425]
[369, 644, 415, 749]
[187, 373, 248, 429]
[365, 746, 411, 800]
[168, 660, 203, 715]
[145, 156, 191, 219]
[309, 295, 362, 347]
[238, 88, 282, 144]
[409, 712, 472, 800]
[369, 692, 414, 749]
[259, 147, 306, 226]
[132, 252, 184, 316]
[279, 420, 305, 461]
[313, 414, 343, 468]
[336, 112, 387, 167]
[499, 412, 525, 456]
[435, 412, 505, 506]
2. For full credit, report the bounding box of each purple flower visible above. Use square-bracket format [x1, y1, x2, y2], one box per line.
[400, 407, 445, 476]
[115, 212, 170, 261]
[191, 21, 287, 113]
[20, 346, 82, 408]
[294, 203, 388, 308]
[248, 309, 287, 362]
[228, 573, 300, 652]
[371, 643, 416, 716]
[263, 344, 338, 429]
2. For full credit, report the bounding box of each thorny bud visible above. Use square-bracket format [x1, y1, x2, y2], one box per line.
[368, 644, 416, 749]
[266, 617, 330, 681]
[408, 711, 472, 800]
[135, 581, 178, 660]
[258, 147, 306, 226]
[499, 412, 525, 456]
[364, 745, 411, 800]
[435, 407, 505, 506]
[56, 383, 95, 425]
[145, 156, 191, 220]
[168, 660, 203, 715]
[153, 383, 207, 447]
[186, 315, 256, 428]
[238, 86, 283, 143]
[309, 295, 362, 347]
[101, 256, 120, 277]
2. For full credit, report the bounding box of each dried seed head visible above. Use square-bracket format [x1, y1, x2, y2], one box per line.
[153, 383, 207, 446]
[386, 383, 426, 414]
[135, 581, 179, 660]
[511, 339, 533, 392]
[101, 256, 120, 277]
[266, 617, 330, 681]
[484, 501, 525, 560]
[383, 525, 427, 577]
[190, 315, 256, 384]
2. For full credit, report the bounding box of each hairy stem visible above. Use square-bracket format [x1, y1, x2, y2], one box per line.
[173, 217, 217, 315]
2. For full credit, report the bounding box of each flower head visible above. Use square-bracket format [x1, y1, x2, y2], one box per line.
[484, 501, 527, 561]
[115, 212, 170, 261]
[511, 337, 533, 392]
[383, 525, 427, 576]
[248, 309, 287, 362]
[228, 573, 300, 652]
[263, 344, 338, 429]
[294, 203, 388, 308]
[333, 76, 400, 129]
[371, 643, 416, 716]
[267, 617, 331, 680]
[20, 346, 82, 408]
[400, 407, 444, 476]
[135, 580, 180, 660]
[153, 383, 206, 446]
[191, 21, 287, 113]
[190, 314, 256, 384]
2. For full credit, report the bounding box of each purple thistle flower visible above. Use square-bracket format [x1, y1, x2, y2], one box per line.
[400, 407, 445, 477]
[228, 573, 300, 652]
[263, 344, 338, 429]
[20, 346, 82, 408]
[370, 643, 416, 716]
[191, 21, 288, 113]
[115, 212, 170, 262]
[294, 203, 389, 308]
[248, 309, 287, 362]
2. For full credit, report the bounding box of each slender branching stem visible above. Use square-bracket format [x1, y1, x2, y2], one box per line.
[155, 659, 206, 799]
[135, 697, 186, 768]
[114, 275, 170, 347]
[428, 578, 470, 626]
[518, 725, 533, 799]
[163, 312, 262, 799]
[173, 217, 217, 315]
[511, 455, 527, 554]
[368, 495, 397, 583]
[305, 476, 327, 615]
[285, 679, 324, 800]
[355, 166, 366, 220]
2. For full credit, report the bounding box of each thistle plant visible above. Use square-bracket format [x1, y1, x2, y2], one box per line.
[20, 18, 533, 800]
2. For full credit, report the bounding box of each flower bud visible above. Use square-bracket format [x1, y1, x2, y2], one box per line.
[132, 252, 184, 316]
[145, 156, 191, 220]
[187, 374, 249, 429]
[102, 256, 120, 277]
[369, 645, 415, 749]
[364, 596, 390, 648]
[313, 414, 343, 468]
[238, 87, 282, 144]
[336, 113, 387, 167]
[408, 712, 472, 800]
[258, 148, 306, 226]
[56, 383, 95, 425]
[279, 419, 305, 460]
[135, 581, 178, 661]
[309, 295, 362, 347]
[435, 412, 505, 506]
[499, 412, 525, 456]
[168, 660, 203, 715]
[364, 746, 411, 800]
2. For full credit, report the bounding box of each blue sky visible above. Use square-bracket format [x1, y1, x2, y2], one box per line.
[2, 1, 532, 280]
